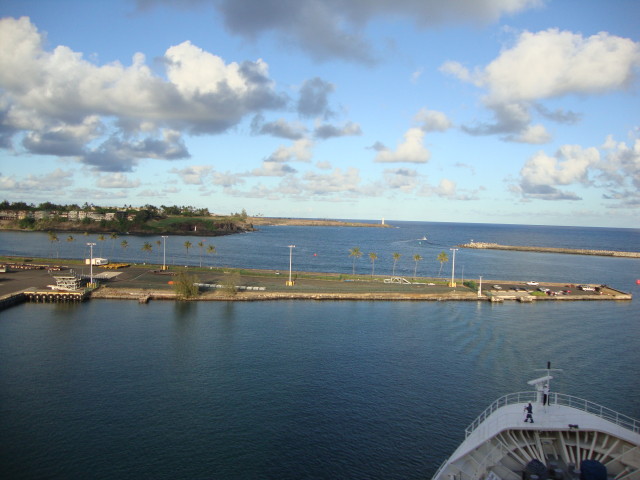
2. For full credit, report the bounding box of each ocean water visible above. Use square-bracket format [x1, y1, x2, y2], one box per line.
[1, 222, 639, 479]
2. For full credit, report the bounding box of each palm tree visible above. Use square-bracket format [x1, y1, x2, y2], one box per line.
[184, 241, 192, 264]
[413, 253, 423, 279]
[66, 235, 75, 257]
[437, 251, 449, 277]
[120, 239, 128, 260]
[47, 231, 59, 258]
[142, 241, 153, 262]
[206, 244, 216, 266]
[156, 240, 162, 264]
[349, 247, 362, 275]
[97, 234, 106, 257]
[369, 252, 378, 277]
[392, 252, 401, 276]
[197, 240, 205, 267]
[110, 232, 119, 256]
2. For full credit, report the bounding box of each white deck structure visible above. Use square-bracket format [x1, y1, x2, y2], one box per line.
[433, 367, 640, 480]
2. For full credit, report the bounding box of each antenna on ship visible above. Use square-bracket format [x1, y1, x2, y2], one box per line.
[527, 361, 563, 404]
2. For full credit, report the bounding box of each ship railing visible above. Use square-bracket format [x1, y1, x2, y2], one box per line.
[552, 392, 640, 434]
[465, 391, 640, 438]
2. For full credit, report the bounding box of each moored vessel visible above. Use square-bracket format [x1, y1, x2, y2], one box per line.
[432, 363, 640, 480]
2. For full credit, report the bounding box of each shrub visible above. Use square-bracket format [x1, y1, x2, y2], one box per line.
[174, 271, 199, 299]
[221, 272, 241, 296]
[463, 280, 478, 290]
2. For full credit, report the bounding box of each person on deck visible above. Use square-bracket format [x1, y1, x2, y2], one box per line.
[524, 403, 534, 423]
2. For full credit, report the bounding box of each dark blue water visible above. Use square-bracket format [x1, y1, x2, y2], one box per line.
[1, 222, 639, 479]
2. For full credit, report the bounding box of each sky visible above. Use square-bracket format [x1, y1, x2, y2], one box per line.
[0, 0, 639, 227]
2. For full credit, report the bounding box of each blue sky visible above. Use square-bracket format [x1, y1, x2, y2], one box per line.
[0, 0, 639, 227]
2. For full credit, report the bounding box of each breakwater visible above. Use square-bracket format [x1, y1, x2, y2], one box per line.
[460, 242, 640, 258]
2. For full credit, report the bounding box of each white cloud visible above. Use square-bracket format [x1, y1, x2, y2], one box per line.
[250, 115, 307, 140]
[518, 145, 599, 200]
[506, 124, 551, 144]
[522, 145, 599, 186]
[374, 128, 431, 163]
[95, 173, 141, 188]
[250, 161, 298, 177]
[443, 28, 640, 144]
[266, 138, 314, 163]
[316, 161, 332, 170]
[0, 168, 74, 192]
[515, 137, 640, 205]
[213, 171, 246, 188]
[170, 165, 213, 185]
[439, 61, 476, 84]
[414, 109, 453, 132]
[410, 67, 424, 83]
[435, 178, 457, 197]
[314, 121, 362, 139]
[417, 178, 476, 200]
[383, 168, 419, 192]
[302, 167, 362, 195]
[164, 41, 250, 97]
[481, 29, 640, 104]
[0, 16, 285, 172]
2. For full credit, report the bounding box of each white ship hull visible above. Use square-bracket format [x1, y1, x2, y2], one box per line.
[433, 369, 640, 480]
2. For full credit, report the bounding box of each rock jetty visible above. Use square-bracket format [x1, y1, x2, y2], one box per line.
[460, 242, 640, 258]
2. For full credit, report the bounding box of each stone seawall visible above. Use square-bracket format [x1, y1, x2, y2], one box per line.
[0, 291, 26, 311]
[460, 242, 640, 258]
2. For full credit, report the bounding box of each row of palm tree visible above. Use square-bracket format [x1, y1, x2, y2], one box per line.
[53, 232, 121, 259]
[181, 240, 214, 267]
[49, 232, 218, 267]
[139, 239, 217, 267]
[349, 247, 450, 278]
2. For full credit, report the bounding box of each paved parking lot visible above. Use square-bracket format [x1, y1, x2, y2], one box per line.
[483, 281, 619, 298]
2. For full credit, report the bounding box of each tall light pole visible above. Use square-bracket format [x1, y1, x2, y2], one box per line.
[87, 242, 96, 286]
[287, 245, 296, 286]
[449, 247, 458, 288]
[162, 235, 168, 270]
[478, 275, 483, 297]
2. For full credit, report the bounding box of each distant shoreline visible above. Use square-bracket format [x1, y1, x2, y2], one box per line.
[249, 217, 391, 228]
[460, 242, 640, 258]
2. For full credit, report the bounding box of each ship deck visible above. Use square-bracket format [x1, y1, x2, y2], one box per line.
[434, 394, 640, 480]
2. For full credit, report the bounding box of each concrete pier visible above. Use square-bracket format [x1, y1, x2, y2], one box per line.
[460, 242, 640, 258]
[22, 287, 88, 303]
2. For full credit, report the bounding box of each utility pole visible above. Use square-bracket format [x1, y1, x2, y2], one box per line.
[449, 248, 458, 288]
[162, 236, 168, 270]
[87, 242, 96, 287]
[287, 245, 296, 286]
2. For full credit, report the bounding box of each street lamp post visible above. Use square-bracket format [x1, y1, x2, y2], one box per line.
[162, 236, 168, 270]
[287, 245, 296, 286]
[449, 248, 458, 287]
[87, 242, 96, 286]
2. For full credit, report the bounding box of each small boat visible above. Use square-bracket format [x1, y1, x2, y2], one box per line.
[432, 363, 640, 480]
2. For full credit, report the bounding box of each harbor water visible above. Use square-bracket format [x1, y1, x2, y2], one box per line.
[1, 222, 639, 479]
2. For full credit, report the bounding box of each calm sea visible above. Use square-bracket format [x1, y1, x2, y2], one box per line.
[1, 222, 639, 479]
